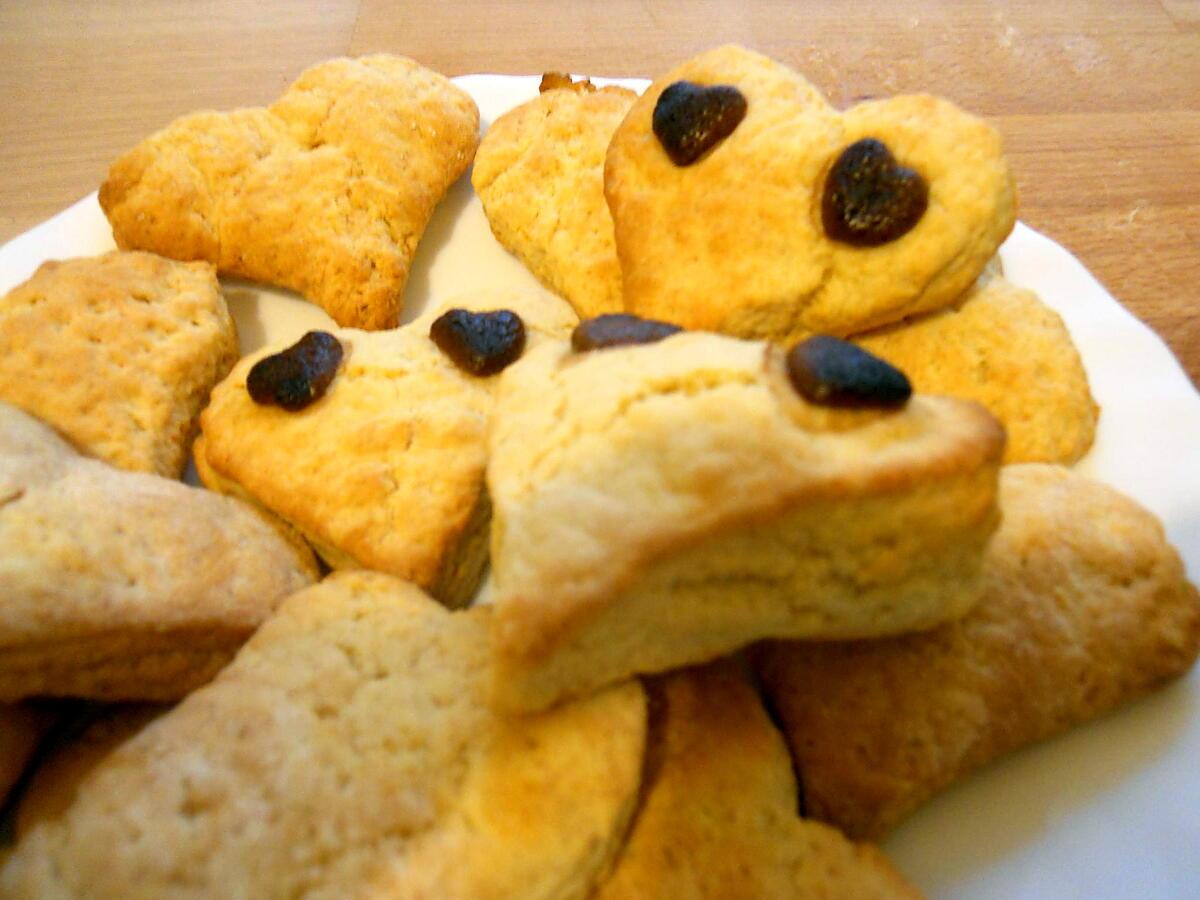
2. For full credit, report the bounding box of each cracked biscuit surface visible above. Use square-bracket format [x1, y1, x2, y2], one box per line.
[596, 661, 920, 899]
[0, 252, 237, 478]
[0, 402, 318, 702]
[0, 572, 647, 900]
[755, 464, 1200, 839]
[100, 56, 480, 330]
[473, 76, 636, 319]
[605, 45, 1015, 340]
[854, 270, 1098, 464]
[488, 331, 1005, 711]
[197, 290, 577, 606]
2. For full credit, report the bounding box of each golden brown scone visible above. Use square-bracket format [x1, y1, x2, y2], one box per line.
[191, 434, 322, 565]
[100, 56, 479, 329]
[0, 572, 647, 899]
[0, 706, 56, 808]
[756, 464, 1200, 840]
[0, 252, 237, 478]
[198, 289, 577, 607]
[605, 45, 1015, 340]
[596, 661, 921, 899]
[855, 271, 1098, 464]
[473, 75, 636, 318]
[489, 331, 1005, 711]
[0, 402, 318, 702]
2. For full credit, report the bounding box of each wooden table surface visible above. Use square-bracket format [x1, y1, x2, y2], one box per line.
[2, 0, 1197, 386]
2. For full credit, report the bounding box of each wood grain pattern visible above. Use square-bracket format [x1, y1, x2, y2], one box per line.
[0, 0, 358, 240]
[1, 0, 1197, 386]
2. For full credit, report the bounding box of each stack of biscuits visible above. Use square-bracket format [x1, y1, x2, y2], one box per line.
[0, 46, 1195, 899]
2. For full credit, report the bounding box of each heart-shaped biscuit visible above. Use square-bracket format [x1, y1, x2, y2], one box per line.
[100, 56, 480, 330]
[605, 45, 1016, 339]
[196, 289, 578, 608]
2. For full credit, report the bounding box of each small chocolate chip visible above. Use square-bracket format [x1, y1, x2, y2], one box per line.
[571, 314, 683, 352]
[786, 335, 911, 409]
[247, 331, 343, 411]
[822, 138, 928, 246]
[652, 80, 747, 167]
[430, 308, 526, 376]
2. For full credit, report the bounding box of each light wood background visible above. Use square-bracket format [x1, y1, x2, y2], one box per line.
[2, 0, 1197, 385]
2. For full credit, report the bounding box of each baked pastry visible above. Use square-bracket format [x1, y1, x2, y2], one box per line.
[473, 74, 636, 318]
[488, 329, 1005, 711]
[855, 270, 1098, 464]
[0, 402, 318, 701]
[605, 45, 1015, 340]
[197, 290, 577, 607]
[100, 56, 480, 329]
[596, 661, 920, 899]
[756, 464, 1200, 839]
[2, 705, 164, 847]
[0, 572, 647, 899]
[0, 252, 237, 478]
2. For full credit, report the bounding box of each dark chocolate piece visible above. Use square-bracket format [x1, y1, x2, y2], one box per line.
[246, 331, 343, 411]
[822, 138, 928, 247]
[652, 80, 747, 167]
[571, 314, 683, 352]
[430, 308, 526, 376]
[785, 335, 911, 409]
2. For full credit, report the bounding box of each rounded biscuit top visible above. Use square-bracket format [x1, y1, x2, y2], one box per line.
[488, 330, 1005, 652]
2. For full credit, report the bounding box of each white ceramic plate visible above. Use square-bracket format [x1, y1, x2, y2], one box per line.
[1, 75, 1198, 899]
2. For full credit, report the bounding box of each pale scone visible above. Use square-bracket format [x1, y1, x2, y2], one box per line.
[473, 75, 636, 318]
[0, 252, 238, 478]
[596, 661, 920, 899]
[0, 402, 318, 702]
[855, 271, 1098, 464]
[756, 464, 1200, 839]
[488, 330, 1005, 711]
[0, 572, 647, 899]
[605, 45, 1015, 340]
[2, 705, 165, 846]
[197, 289, 577, 607]
[100, 56, 480, 329]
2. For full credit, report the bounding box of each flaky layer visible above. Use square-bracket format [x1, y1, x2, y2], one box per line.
[489, 331, 1004, 710]
[756, 464, 1200, 839]
[0, 403, 317, 701]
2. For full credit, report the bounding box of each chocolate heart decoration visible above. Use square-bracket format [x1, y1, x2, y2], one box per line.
[822, 138, 929, 247]
[430, 308, 527, 376]
[785, 335, 911, 408]
[247, 331, 344, 411]
[652, 81, 748, 167]
[571, 313, 683, 351]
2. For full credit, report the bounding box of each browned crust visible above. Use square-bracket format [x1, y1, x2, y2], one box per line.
[756, 464, 1200, 839]
[99, 56, 480, 329]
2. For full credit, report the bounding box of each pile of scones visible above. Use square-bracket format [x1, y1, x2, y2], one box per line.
[0, 46, 1197, 897]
